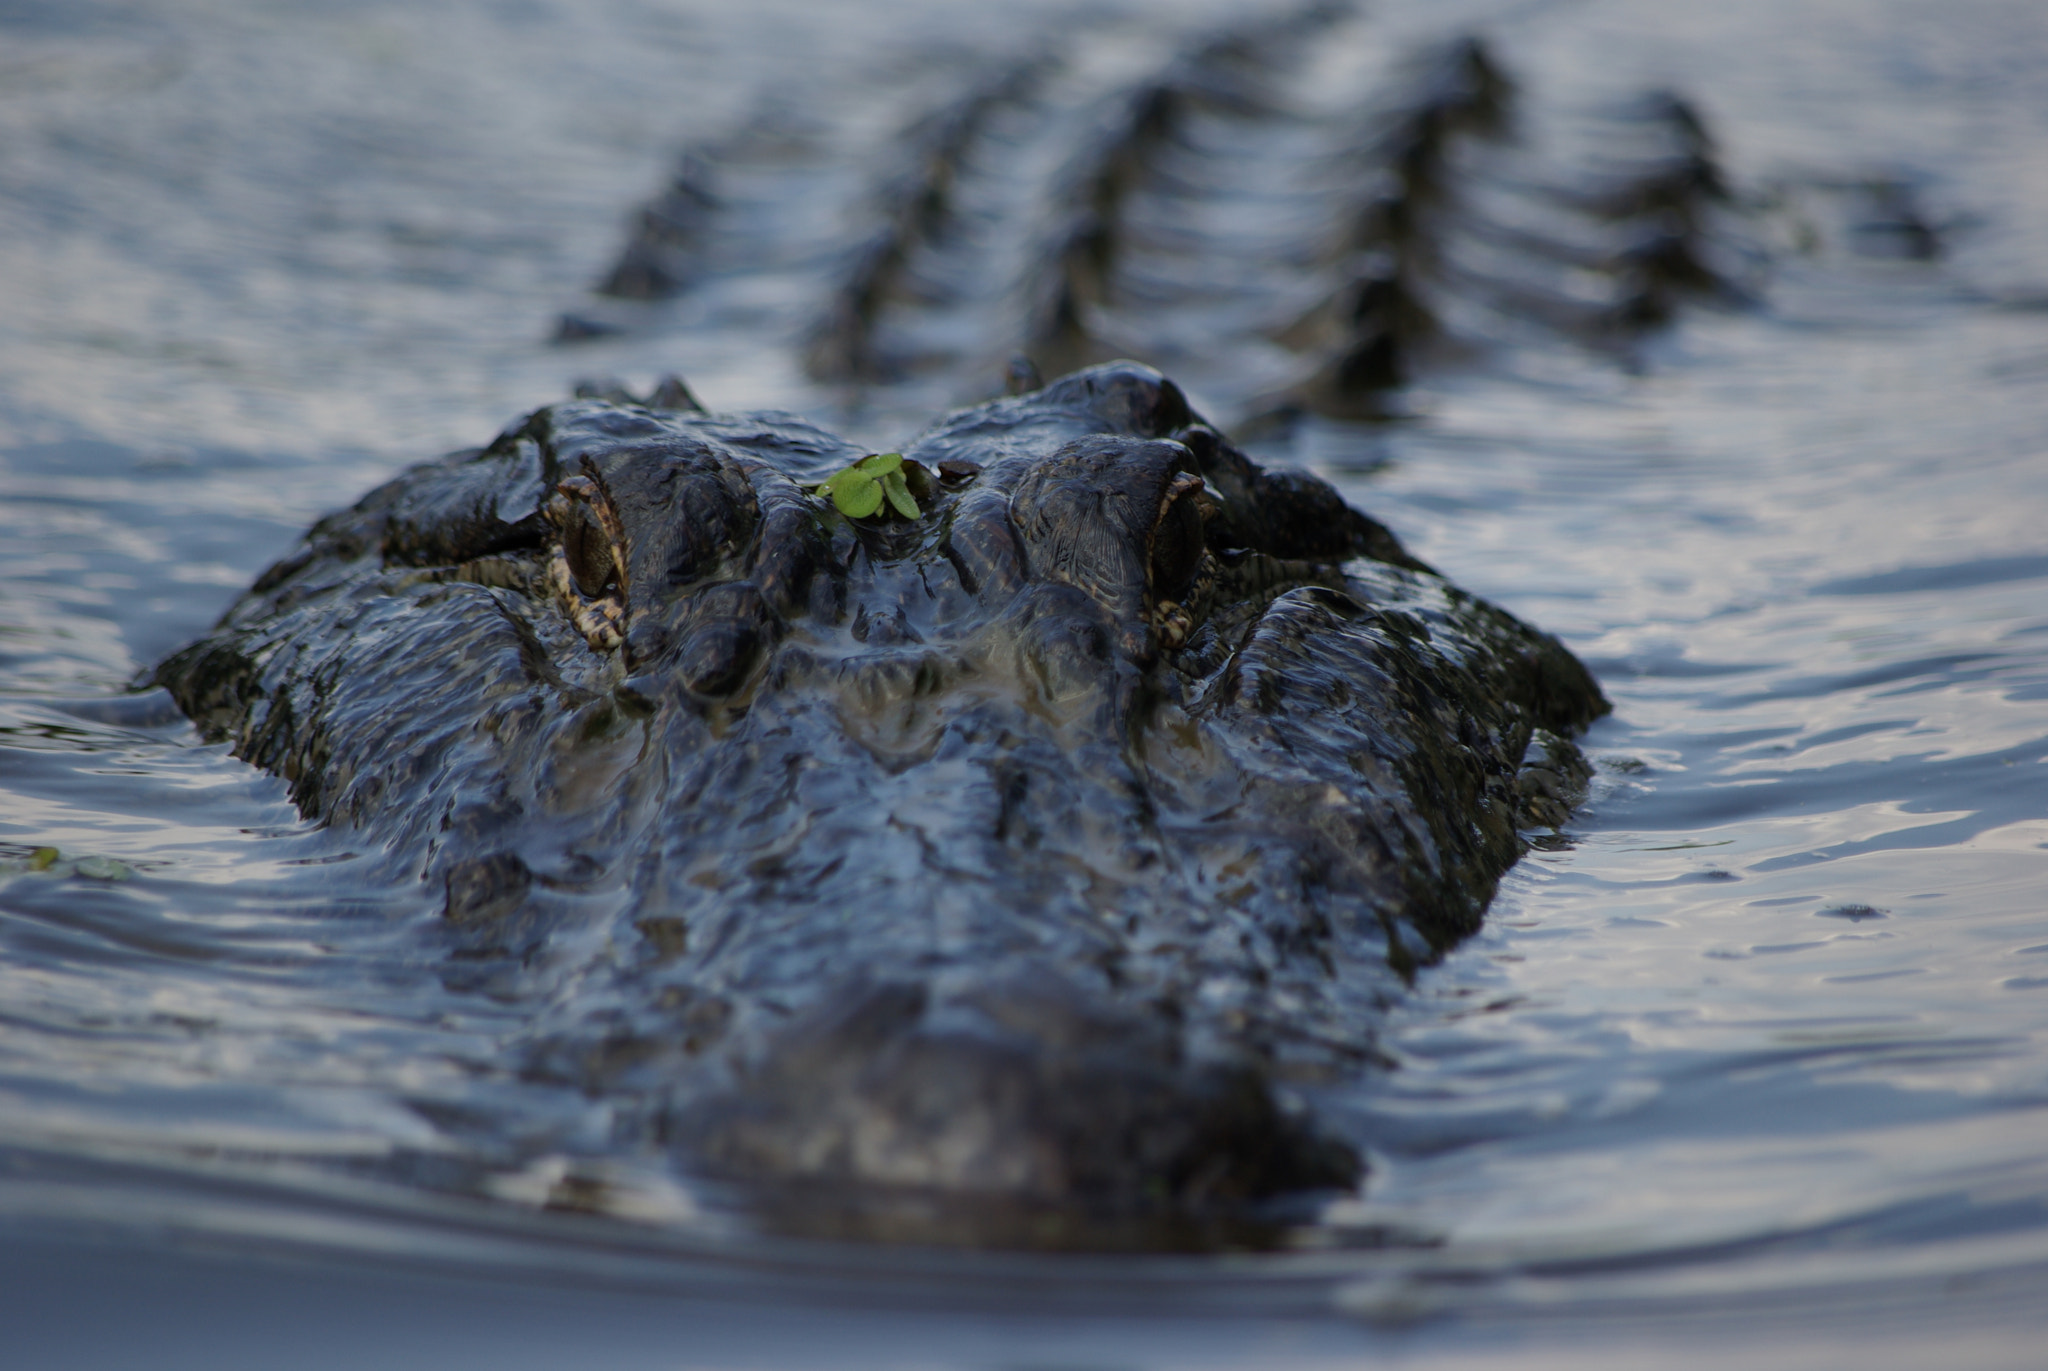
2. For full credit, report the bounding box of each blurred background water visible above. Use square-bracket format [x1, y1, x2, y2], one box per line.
[2, 0, 2046, 1365]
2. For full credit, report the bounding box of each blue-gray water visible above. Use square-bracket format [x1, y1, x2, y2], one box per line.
[2, 0, 2046, 1365]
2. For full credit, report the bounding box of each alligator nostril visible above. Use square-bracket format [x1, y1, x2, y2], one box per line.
[1149, 476, 1207, 606]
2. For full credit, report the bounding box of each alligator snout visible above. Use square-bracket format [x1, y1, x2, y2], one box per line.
[674, 971, 1358, 1224]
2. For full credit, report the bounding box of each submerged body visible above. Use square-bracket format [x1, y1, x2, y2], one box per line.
[157, 363, 1604, 1236]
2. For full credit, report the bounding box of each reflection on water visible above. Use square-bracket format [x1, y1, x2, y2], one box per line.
[3, 0, 2047, 1362]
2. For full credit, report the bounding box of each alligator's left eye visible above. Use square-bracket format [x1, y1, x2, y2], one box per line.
[1149, 475, 1206, 605]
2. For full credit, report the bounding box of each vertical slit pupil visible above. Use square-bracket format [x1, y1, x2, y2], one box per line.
[1150, 492, 1204, 603]
[563, 504, 616, 598]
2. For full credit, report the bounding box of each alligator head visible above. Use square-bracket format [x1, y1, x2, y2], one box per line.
[157, 362, 1606, 1244]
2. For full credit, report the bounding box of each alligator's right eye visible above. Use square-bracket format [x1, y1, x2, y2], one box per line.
[1148, 476, 1206, 605]
[548, 474, 624, 600]
[560, 502, 615, 598]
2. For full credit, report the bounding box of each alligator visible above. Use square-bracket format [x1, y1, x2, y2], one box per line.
[154, 360, 1606, 1244]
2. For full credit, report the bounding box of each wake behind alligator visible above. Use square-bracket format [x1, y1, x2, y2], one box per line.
[147, 8, 1919, 1245]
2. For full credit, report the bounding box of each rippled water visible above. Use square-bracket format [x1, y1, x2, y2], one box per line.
[3, 0, 2047, 1365]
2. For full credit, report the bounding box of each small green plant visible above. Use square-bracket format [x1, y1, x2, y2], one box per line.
[815, 452, 922, 520]
[0, 846, 134, 880]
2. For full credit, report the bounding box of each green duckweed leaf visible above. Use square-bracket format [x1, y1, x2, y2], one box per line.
[816, 453, 917, 520]
[881, 470, 920, 520]
[815, 466, 873, 514]
[1, 847, 136, 881]
[835, 477, 885, 518]
[71, 856, 134, 881]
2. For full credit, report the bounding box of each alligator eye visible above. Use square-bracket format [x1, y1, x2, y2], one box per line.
[1148, 475, 1206, 605]
[549, 470, 632, 602]
[561, 502, 616, 599]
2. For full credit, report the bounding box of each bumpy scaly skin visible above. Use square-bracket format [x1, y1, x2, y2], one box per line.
[156, 363, 1606, 1237]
